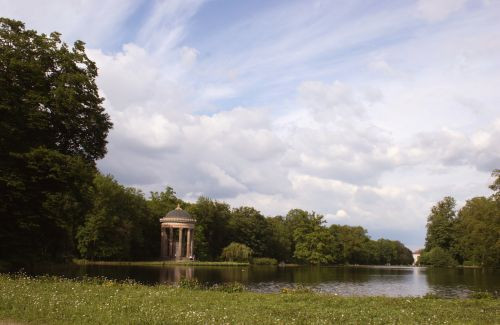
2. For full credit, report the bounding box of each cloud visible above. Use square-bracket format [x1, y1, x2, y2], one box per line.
[3, 0, 499, 250]
[416, 0, 468, 22]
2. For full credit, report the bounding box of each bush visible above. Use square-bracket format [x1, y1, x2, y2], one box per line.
[419, 247, 458, 267]
[220, 242, 253, 262]
[178, 277, 203, 289]
[462, 261, 475, 267]
[281, 285, 313, 294]
[252, 257, 278, 265]
[210, 282, 246, 293]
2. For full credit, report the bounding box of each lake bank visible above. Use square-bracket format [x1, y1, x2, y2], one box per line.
[73, 259, 250, 267]
[0, 274, 498, 324]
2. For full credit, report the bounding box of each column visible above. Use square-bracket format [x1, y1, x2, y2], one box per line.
[177, 227, 183, 259]
[190, 229, 194, 258]
[160, 227, 166, 259]
[169, 227, 173, 258]
[186, 227, 191, 258]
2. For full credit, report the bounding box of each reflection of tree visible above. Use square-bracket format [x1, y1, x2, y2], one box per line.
[425, 268, 498, 295]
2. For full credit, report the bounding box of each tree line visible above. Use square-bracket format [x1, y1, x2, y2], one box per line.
[53, 173, 417, 266]
[420, 169, 500, 267]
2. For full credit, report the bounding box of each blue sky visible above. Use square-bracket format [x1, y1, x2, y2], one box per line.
[2, 0, 499, 249]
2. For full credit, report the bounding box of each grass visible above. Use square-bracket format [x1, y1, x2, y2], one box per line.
[1, 274, 499, 324]
[73, 259, 249, 267]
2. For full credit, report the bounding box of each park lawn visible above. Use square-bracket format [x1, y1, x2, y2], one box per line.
[0, 274, 498, 324]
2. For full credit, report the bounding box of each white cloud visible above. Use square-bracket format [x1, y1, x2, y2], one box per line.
[3, 0, 499, 249]
[416, 0, 468, 21]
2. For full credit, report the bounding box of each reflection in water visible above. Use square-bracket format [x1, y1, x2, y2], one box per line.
[22, 264, 499, 298]
[159, 266, 194, 283]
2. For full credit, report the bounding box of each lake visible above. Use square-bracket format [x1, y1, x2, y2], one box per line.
[23, 264, 499, 298]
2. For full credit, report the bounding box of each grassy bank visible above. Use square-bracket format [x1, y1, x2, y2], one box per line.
[1, 275, 498, 324]
[73, 259, 249, 267]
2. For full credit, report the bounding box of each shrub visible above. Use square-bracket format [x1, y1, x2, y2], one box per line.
[220, 242, 253, 262]
[178, 277, 203, 289]
[419, 247, 458, 267]
[252, 257, 278, 265]
[210, 282, 246, 293]
[281, 285, 313, 294]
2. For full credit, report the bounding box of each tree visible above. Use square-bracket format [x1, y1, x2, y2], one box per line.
[77, 174, 150, 260]
[454, 197, 499, 267]
[490, 169, 500, 202]
[331, 225, 371, 264]
[228, 207, 272, 257]
[424, 197, 456, 252]
[188, 197, 231, 260]
[288, 210, 338, 264]
[0, 18, 112, 265]
[419, 247, 457, 267]
[266, 216, 292, 262]
[220, 242, 253, 262]
[0, 18, 111, 161]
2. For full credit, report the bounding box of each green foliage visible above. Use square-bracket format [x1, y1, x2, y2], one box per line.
[454, 196, 499, 267]
[330, 225, 371, 264]
[372, 239, 414, 265]
[0, 18, 111, 265]
[178, 277, 203, 290]
[76, 174, 152, 260]
[221, 242, 253, 262]
[228, 206, 273, 257]
[421, 174, 500, 268]
[489, 169, 500, 200]
[252, 257, 278, 265]
[188, 197, 231, 261]
[425, 196, 457, 252]
[265, 216, 292, 261]
[209, 282, 246, 293]
[419, 247, 458, 267]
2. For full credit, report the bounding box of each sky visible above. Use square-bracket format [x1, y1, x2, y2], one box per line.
[2, 0, 499, 249]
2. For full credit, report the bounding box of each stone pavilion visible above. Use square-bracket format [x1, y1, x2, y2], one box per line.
[160, 204, 195, 260]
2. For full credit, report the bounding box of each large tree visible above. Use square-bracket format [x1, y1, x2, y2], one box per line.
[228, 207, 273, 257]
[0, 18, 112, 265]
[424, 196, 457, 252]
[188, 197, 231, 260]
[454, 197, 499, 267]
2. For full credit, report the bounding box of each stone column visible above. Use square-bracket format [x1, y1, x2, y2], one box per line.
[177, 227, 183, 259]
[190, 229, 194, 258]
[160, 227, 166, 259]
[186, 227, 191, 258]
[169, 227, 173, 258]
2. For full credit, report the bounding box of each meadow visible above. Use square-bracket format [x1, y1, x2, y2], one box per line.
[0, 274, 498, 324]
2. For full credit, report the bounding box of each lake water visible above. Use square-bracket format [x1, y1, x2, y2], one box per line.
[24, 264, 499, 298]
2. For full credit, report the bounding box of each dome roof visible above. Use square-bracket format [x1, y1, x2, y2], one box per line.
[162, 204, 194, 222]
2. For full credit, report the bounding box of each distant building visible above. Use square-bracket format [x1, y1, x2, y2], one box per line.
[412, 249, 423, 265]
[160, 204, 195, 260]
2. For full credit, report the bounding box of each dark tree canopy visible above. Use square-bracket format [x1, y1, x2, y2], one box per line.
[0, 18, 112, 161]
[0, 18, 112, 266]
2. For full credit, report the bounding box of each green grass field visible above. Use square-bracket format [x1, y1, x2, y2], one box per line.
[0, 274, 498, 324]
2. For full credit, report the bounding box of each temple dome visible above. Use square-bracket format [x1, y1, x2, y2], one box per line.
[163, 204, 194, 221]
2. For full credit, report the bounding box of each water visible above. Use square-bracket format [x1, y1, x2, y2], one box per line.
[23, 264, 499, 298]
